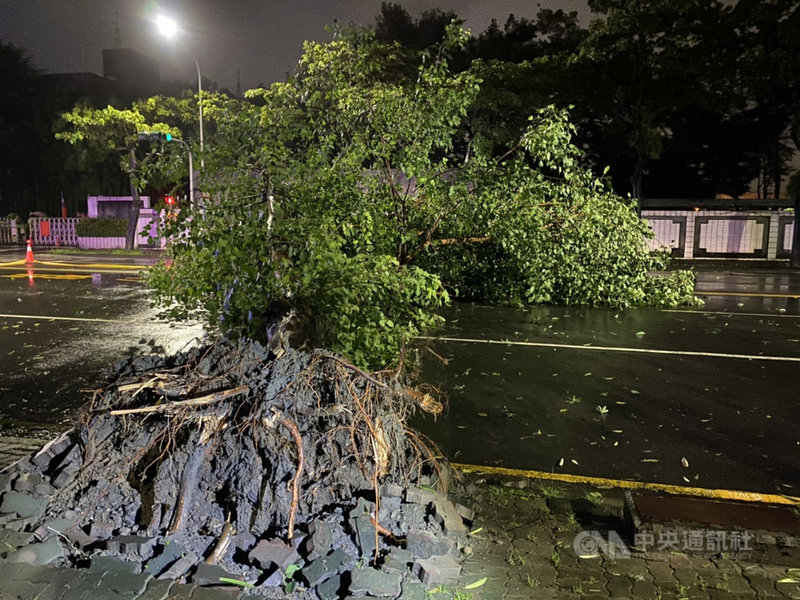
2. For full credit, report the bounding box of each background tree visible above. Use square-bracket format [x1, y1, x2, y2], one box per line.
[56, 106, 179, 250]
[0, 42, 47, 216]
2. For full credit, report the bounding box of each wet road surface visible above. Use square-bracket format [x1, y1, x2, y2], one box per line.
[1, 248, 798, 495]
[0, 250, 203, 424]
[412, 269, 800, 496]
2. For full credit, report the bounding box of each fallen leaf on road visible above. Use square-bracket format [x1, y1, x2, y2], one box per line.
[641, 459, 659, 463]
[559, 458, 564, 466]
[635, 331, 646, 337]
[681, 457, 689, 468]
[464, 577, 488, 590]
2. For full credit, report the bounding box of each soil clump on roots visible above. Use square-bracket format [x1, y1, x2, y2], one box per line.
[0, 339, 475, 598]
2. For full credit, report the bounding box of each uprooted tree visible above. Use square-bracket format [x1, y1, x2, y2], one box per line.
[147, 24, 697, 371]
[1, 25, 698, 595]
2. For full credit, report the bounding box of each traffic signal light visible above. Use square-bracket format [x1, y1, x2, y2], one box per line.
[137, 132, 173, 142]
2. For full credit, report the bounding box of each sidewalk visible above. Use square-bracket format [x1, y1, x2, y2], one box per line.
[0, 435, 798, 599]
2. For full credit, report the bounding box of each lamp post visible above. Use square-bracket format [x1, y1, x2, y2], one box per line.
[155, 14, 203, 156]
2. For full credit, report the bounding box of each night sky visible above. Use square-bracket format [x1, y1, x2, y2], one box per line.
[0, 1, 589, 92]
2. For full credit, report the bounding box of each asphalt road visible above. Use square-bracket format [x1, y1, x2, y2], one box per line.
[0, 248, 203, 423]
[1, 246, 798, 495]
[412, 269, 800, 496]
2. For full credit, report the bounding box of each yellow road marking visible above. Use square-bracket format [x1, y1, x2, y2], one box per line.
[33, 259, 145, 270]
[2, 273, 92, 281]
[664, 309, 800, 318]
[0, 313, 136, 324]
[417, 336, 800, 363]
[453, 463, 800, 506]
[698, 291, 800, 299]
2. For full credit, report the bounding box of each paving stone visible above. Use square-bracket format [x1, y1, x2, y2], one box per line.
[631, 578, 661, 600]
[4, 536, 67, 565]
[88, 519, 115, 540]
[33, 517, 77, 542]
[406, 527, 453, 559]
[189, 586, 241, 599]
[12, 473, 43, 493]
[157, 556, 197, 581]
[0, 490, 47, 519]
[191, 563, 241, 587]
[744, 572, 781, 597]
[145, 541, 190, 577]
[248, 538, 299, 570]
[412, 554, 461, 586]
[380, 483, 403, 498]
[352, 514, 377, 560]
[106, 534, 158, 560]
[432, 498, 467, 537]
[100, 567, 153, 599]
[404, 487, 437, 506]
[4, 515, 37, 532]
[89, 555, 140, 575]
[137, 577, 175, 600]
[51, 465, 78, 489]
[302, 548, 356, 586]
[59, 569, 107, 600]
[161, 583, 197, 600]
[36, 567, 87, 600]
[672, 566, 699, 586]
[349, 567, 402, 598]
[0, 528, 35, 549]
[398, 580, 427, 600]
[454, 503, 474, 523]
[605, 572, 632, 596]
[0, 577, 52, 599]
[65, 528, 97, 549]
[648, 561, 678, 585]
[304, 520, 333, 560]
[381, 547, 413, 574]
[316, 574, 343, 600]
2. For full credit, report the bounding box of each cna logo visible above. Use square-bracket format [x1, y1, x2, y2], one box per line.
[573, 530, 631, 559]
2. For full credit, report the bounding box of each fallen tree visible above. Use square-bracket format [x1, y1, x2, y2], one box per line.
[0, 22, 699, 599]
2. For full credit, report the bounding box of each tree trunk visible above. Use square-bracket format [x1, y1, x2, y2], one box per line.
[630, 152, 645, 216]
[125, 148, 142, 252]
[773, 139, 782, 200]
[792, 193, 800, 268]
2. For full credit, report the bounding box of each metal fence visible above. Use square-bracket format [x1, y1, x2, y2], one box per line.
[0, 219, 24, 244]
[28, 217, 81, 246]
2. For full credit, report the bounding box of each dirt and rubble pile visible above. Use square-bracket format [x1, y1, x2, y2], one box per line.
[0, 338, 477, 598]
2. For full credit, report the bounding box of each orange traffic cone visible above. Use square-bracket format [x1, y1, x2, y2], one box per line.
[25, 239, 35, 263]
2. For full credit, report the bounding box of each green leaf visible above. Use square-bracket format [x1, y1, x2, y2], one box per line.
[464, 577, 488, 589]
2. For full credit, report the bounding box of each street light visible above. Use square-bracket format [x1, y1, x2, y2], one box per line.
[138, 132, 194, 207]
[154, 14, 203, 155]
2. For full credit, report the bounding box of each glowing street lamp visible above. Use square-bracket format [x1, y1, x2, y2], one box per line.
[155, 14, 204, 155]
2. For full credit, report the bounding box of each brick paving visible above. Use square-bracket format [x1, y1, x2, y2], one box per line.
[1, 436, 799, 599]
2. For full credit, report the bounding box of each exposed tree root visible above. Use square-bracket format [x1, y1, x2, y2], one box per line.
[279, 416, 304, 540]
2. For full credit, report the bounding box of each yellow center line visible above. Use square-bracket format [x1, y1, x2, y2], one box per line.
[33, 260, 146, 270]
[416, 336, 800, 362]
[697, 291, 800, 299]
[2, 273, 93, 281]
[663, 309, 800, 318]
[453, 462, 800, 506]
[0, 313, 137, 324]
